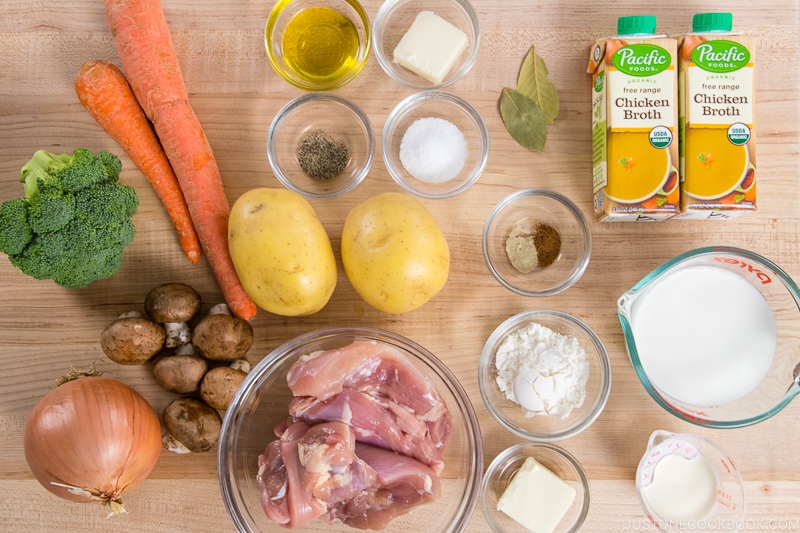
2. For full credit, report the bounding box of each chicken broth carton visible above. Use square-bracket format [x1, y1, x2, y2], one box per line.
[589, 16, 679, 222]
[675, 12, 756, 219]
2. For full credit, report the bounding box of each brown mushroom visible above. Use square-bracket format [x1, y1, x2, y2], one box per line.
[200, 366, 247, 410]
[162, 397, 222, 453]
[193, 310, 254, 362]
[101, 313, 165, 365]
[144, 283, 201, 348]
[153, 353, 208, 393]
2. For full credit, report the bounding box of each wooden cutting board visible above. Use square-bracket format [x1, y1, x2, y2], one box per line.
[1, 0, 798, 531]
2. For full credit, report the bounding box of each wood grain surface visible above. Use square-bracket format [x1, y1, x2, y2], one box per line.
[1, 1, 799, 532]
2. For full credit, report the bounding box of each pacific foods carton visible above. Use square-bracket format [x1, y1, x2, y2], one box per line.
[675, 12, 756, 219]
[589, 16, 679, 222]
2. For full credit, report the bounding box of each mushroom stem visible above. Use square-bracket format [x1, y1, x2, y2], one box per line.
[230, 359, 251, 374]
[174, 343, 196, 356]
[208, 303, 232, 316]
[162, 432, 192, 454]
[164, 321, 192, 348]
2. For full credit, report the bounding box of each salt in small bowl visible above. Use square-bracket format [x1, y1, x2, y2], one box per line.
[382, 90, 488, 199]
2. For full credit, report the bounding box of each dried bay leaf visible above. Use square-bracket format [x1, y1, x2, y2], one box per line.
[499, 87, 547, 152]
[516, 46, 560, 124]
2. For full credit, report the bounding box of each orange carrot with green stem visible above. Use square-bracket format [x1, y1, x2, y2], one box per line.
[74, 60, 202, 265]
[104, 0, 257, 320]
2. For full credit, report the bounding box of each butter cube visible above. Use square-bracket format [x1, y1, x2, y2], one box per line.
[392, 11, 468, 84]
[497, 456, 576, 533]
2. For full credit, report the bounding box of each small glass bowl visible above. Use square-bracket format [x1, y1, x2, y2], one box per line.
[479, 309, 612, 441]
[382, 91, 488, 199]
[218, 326, 484, 533]
[265, 0, 371, 91]
[481, 442, 591, 533]
[483, 189, 591, 297]
[267, 93, 374, 199]
[372, 0, 481, 89]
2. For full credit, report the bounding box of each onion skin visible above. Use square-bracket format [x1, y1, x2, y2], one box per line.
[23, 376, 162, 512]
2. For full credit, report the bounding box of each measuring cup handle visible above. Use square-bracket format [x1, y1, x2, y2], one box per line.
[646, 429, 674, 449]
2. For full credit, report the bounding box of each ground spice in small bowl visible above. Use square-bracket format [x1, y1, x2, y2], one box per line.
[297, 129, 350, 180]
[533, 223, 561, 267]
[505, 221, 561, 272]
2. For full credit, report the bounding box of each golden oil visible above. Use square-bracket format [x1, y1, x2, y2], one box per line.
[281, 6, 360, 85]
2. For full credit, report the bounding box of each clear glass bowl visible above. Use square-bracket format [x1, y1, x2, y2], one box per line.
[479, 309, 612, 441]
[372, 0, 480, 89]
[265, 0, 371, 91]
[483, 189, 592, 297]
[618, 246, 800, 428]
[382, 91, 488, 199]
[218, 326, 484, 533]
[481, 442, 591, 533]
[267, 93, 374, 199]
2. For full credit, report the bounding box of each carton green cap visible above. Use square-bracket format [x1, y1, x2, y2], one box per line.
[617, 15, 657, 35]
[693, 12, 733, 32]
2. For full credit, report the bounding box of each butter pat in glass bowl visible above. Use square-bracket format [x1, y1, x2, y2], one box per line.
[265, 0, 371, 91]
[481, 442, 590, 533]
[478, 309, 611, 441]
[372, 0, 481, 89]
[483, 189, 592, 297]
[267, 93, 374, 199]
[382, 90, 488, 199]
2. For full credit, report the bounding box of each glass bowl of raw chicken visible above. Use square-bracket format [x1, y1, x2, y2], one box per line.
[218, 326, 484, 532]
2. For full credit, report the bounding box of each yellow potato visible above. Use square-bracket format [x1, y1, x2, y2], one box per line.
[342, 192, 450, 313]
[228, 188, 336, 316]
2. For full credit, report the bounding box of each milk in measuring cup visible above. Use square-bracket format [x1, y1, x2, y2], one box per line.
[631, 264, 776, 406]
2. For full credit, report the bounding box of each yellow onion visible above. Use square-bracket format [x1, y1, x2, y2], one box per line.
[24, 376, 162, 514]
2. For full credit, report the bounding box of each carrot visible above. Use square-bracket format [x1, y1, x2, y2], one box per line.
[105, 0, 257, 320]
[74, 60, 202, 265]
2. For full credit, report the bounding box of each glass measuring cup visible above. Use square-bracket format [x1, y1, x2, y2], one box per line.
[618, 246, 800, 428]
[635, 430, 745, 532]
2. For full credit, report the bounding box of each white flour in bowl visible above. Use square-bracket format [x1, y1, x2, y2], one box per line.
[495, 322, 589, 419]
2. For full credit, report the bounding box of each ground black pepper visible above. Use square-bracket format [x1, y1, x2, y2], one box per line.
[297, 129, 350, 180]
[533, 223, 561, 268]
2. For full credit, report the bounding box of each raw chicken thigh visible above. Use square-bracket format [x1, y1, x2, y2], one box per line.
[257, 339, 452, 529]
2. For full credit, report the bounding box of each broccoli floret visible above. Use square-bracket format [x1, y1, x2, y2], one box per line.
[98, 149, 123, 181]
[0, 198, 33, 255]
[75, 182, 139, 227]
[28, 192, 76, 234]
[0, 149, 139, 289]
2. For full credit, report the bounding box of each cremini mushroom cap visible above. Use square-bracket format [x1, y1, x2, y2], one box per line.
[144, 283, 201, 323]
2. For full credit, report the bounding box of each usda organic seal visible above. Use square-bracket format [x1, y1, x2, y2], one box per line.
[649, 126, 673, 149]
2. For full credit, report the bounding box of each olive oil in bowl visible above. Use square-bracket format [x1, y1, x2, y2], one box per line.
[266, 0, 371, 91]
[283, 7, 360, 83]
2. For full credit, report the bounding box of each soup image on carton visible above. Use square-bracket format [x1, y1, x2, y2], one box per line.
[588, 15, 679, 222]
[676, 12, 756, 219]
